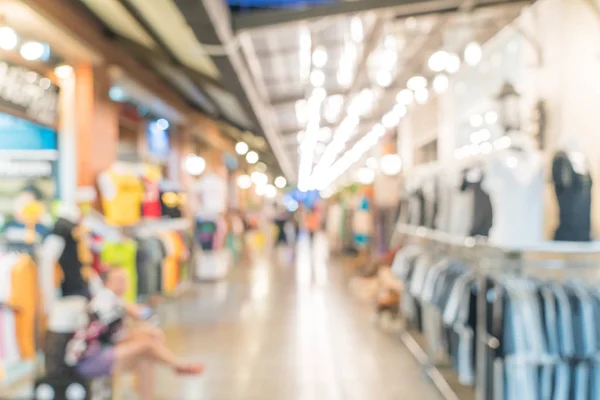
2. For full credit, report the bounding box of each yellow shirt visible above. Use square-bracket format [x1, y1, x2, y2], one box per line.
[101, 172, 144, 226]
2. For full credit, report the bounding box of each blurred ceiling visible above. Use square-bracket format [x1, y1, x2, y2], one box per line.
[75, 0, 533, 185]
[233, 0, 532, 188]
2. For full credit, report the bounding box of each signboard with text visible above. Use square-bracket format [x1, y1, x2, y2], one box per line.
[0, 60, 59, 127]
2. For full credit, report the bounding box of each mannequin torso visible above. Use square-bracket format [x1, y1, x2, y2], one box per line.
[552, 150, 592, 241]
[483, 144, 545, 246]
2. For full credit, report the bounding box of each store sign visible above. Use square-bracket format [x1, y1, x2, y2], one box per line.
[0, 60, 59, 127]
[0, 160, 52, 177]
[0, 112, 57, 150]
[147, 122, 169, 160]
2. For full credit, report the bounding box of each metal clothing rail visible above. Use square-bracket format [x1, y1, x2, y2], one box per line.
[393, 223, 600, 400]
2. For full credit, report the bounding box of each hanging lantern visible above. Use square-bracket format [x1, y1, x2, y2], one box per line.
[495, 82, 521, 134]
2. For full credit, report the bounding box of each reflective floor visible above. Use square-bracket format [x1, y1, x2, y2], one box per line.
[6, 234, 440, 399]
[151, 235, 440, 400]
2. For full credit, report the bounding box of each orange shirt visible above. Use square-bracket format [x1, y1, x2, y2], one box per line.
[304, 210, 321, 232]
[8, 255, 37, 359]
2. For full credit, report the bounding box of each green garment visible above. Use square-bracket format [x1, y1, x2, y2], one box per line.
[101, 240, 138, 302]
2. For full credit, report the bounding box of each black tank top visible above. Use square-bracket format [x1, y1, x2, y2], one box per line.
[52, 218, 87, 297]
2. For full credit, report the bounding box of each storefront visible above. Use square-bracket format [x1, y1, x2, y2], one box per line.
[0, 58, 60, 220]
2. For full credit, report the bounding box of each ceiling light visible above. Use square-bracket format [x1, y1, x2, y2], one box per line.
[382, 111, 400, 129]
[310, 69, 325, 87]
[183, 154, 206, 176]
[39, 78, 51, 90]
[380, 154, 402, 176]
[20, 41, 45, 61]
[464, 41, 482, 66]
[485, 110, 498, 124]
[445, 53, 461, 74]
[325, 94, 343, 122]
[357, 167, 375, 184]
[470, 114, 483, 128]
[246, 151, 259, 164]
[433, 74, 449, 94]
[54, 64, 73, 80]
[319, 127, 332, 142]
[156, 118, 170, 130]
[265, 184, 277, 198]
[237, 174, 252, 189]
[381, 50, 398, 65]
[344, 42, 358, 62]
[295, 99, 308, 124]
[494, 136, 512, 149]
[396, 89, 414, 105]
[0, 27, 17, 50]
[251, 171, 268, 186]
[366, 157, 378, 169]
[407, 76, 427, 91]
[393, 103, 407, 118]
[351, 16, 364, 42]
[255, 185, 265, 196]
[372, 123, 386, 137]
[312, 46, 328, 68]
[109, 86, 126, 102]
[275, 176, 287, 188]
[316, 142, 326, 154]
[428, 50, 449, 72]
[235, 141, 249, 155]
[376, 71, 393, 87]
[414, 88, 429, 104]
[384, 35, 397, 50]
[337, 69, 352, 87]
[312, 87, 327, 102]
[347, 89, 373, 116]
[478, 129, 491, 142]
[480, 142, 493, 154]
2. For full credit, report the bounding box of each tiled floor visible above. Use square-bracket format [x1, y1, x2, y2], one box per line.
[151, 236, 439, 400]
[8, 235, 440, 399]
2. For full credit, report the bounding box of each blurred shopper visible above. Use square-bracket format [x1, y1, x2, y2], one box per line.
[303, 203, 322, 242]
[65, 268, 203, 400]
[274, 206, 291, 247]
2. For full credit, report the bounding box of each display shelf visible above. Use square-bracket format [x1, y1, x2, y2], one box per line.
[398, 327, 474, 400]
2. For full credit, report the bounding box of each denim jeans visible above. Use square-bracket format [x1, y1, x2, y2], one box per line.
[565, 282, 596, 357]
[549, 283, 575, 357]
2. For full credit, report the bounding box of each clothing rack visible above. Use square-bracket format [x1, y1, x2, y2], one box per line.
[393, 223, 600, 400]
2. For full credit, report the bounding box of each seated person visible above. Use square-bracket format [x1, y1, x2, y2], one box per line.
[65, 268, 203, 399]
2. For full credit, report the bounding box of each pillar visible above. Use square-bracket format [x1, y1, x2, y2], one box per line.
[75, 65, 118, 188]
[58, 73, 76, 205]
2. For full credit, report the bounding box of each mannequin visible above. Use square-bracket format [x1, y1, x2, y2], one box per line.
[552, 137, 592, 241]
[3, 187, 49, 252]
[193, 171, 227, 219]
[461, 164, 493, 237]
[98, 162, 144, 226]
[40, 203, 101, 315]
[482, 133, 545, 246]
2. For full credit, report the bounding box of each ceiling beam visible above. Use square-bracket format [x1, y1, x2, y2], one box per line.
[232, 0, 534, 32]
[21, 0, 194, 116]
[116, 0, 224, 91]
[233, 0, 458, 32]
[175, 0, 296, 182]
